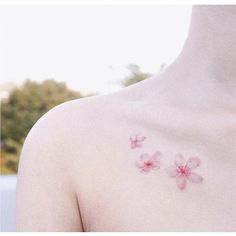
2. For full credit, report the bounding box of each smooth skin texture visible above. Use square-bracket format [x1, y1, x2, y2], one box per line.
[16, 6, 236, 231]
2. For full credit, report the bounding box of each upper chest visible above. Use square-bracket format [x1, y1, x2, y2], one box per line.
[73, 144, 236, 231]
[68, 99, 236, 231]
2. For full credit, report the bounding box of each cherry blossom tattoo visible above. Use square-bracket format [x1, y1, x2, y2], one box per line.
[136, 151, 162, 174]
[130, 133, 146, 149]
[165, 154, 203, 190]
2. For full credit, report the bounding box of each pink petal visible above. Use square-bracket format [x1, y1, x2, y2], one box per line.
[138, 165, 152, 174]
[140, 168, 151, 174]
[150, 161, 160, 170]
[140, 153, 150, 162]
[130, 139, 137, 148]
[165, 165, 178, 177]
[151, 151, 162, 161]
[135, 159, 144, 168]
[135, 142, 142, 148]
[137, 136, 146, 142]
[174, 153, 186, 167]
[130, 143, 136, 149]
[176, 175, 187, 190]
[187, 172, 203, 183]
[186, 157, 201, 170]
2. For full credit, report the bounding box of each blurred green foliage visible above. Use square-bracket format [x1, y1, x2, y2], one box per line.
[121, 63, 166, 87]
[121, 64, 151, 87]
[1, 79, 82, 174]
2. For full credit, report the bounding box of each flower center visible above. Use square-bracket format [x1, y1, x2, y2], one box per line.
[145, 161, 153, 167]
[177, 165, 190, 176]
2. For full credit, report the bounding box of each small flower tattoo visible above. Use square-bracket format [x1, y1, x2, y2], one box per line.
[165, 154, 203, 190]
[130, 134, 146, 149]
[136, 151, 162, 173]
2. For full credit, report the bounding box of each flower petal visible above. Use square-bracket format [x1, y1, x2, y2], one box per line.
[186, 157, 201, 170]
[176, 175, 187, 190]
[140, 153, 150, 162]
[150, 161, 160, 170]
[135, 159, 144, 168]
[137, 136, 146, 142]
[151, 151, 162, 161]
[187, 172, 203, 183]
[165, 165, 178, 177]
[140, 168, 151, 174]
[138, 164, 152, 174]
[174, 153, 186, 167]
[135, 142, 142, 148]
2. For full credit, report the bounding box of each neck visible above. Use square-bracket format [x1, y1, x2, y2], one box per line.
[179, 5, 236, 82]
[156, 5, 236, 110]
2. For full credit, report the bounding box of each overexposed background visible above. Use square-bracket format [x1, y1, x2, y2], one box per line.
[0, 6, 191, 95]
[0, 5, 192, 232]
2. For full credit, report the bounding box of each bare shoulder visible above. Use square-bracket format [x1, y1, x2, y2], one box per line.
[16, 88, 141, 229]
[16, 91, 131, 232]
[20, 91, 127, 148]
[28, 83, 148, 150]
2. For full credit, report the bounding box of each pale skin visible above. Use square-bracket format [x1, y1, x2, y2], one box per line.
[16, 5, 236, 231]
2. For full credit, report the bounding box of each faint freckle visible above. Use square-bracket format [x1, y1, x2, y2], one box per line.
[135, 151, 162, 173]
[165, 154, 203, 191]
[129, 133, 146, 149]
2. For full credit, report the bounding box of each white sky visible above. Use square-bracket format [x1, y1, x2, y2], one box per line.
[0, 6, 192, 95]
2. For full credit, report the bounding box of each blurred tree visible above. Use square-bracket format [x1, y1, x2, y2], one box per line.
[121, 64, 152, 87]
[1, 79, 83, 174]
[1, 79, 82, 143]
[0, 139, 21, 174]
[121, 63, 166, 87]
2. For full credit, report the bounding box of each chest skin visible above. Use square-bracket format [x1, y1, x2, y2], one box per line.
[68, 98, 236, 232]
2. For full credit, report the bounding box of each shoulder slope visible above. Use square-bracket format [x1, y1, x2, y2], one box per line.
[21, 93, 118, 152]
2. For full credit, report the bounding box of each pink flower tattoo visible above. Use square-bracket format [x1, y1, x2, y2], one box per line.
[136, 151, 162, 173]
[130, 134, 146, 149]
[165, 154, 203, 190]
